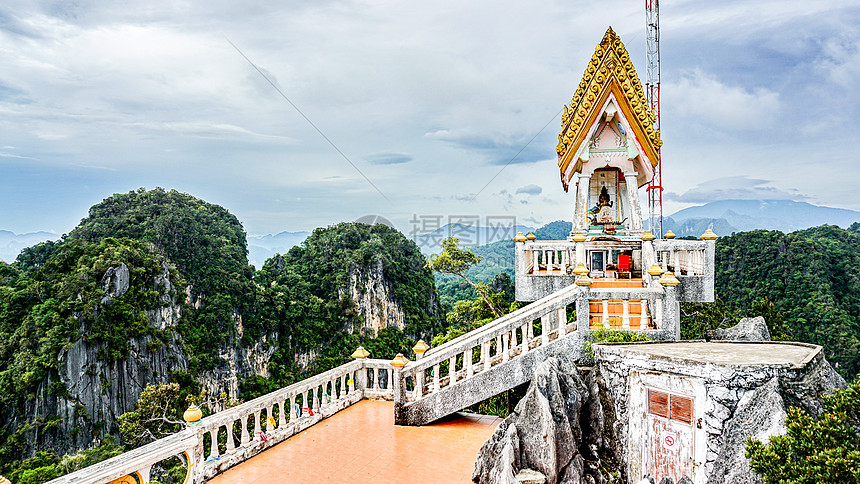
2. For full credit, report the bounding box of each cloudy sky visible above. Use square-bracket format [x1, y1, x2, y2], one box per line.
[2, 0, 859, 238]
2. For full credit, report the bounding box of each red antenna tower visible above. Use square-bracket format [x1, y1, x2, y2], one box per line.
[645, 0, 663, 235]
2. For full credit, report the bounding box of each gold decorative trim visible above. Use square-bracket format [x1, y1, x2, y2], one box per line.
[557, 27, 662, 187]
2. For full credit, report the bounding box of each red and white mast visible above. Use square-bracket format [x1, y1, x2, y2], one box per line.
[645, 0, 663, 235]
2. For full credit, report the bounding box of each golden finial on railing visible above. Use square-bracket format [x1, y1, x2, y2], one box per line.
[351, 346, 370, 359]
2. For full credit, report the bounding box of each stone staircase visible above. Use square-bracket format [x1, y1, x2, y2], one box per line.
[393, 280, 674, 426]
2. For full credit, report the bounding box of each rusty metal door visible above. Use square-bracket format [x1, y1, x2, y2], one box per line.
[647, 389, 694, 482]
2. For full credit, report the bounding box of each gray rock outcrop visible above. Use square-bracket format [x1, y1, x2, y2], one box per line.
[473, 355, 600, 484]
[100, 263, 130, 304]
[707, 378, 786, 484]
[709, 317, 770, 341]
[339, 259, 407, 336]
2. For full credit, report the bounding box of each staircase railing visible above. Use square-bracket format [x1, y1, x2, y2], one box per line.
[47, 358, 395, 484]
[395, 281, 680, 423]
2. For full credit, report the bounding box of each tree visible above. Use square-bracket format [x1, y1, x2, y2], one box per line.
[427, 237, 503, 318]
[746, 378, 860, 483]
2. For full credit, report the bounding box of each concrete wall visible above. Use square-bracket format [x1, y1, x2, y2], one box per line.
[593, 341, 834, 484]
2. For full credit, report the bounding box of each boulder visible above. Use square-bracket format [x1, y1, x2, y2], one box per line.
[709, 317, 770, 341]
[473, 355, 589, 484]
[707, 378, 786, 484]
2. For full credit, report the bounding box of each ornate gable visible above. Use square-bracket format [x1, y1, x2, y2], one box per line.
[557, 27, 662, 190]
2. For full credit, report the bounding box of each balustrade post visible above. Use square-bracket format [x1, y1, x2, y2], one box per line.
[432, 363, 440, 391]
[313, 387, 320, 412]
[640, 300, 648, 330]
[448, 356, 457, 384]
[521, 323, 529, 353]
[540, 313, 550, 345]
[415, 368, 424, 399]
[240, 415, 250, 445]
[465, 349, 473, 378]
[278, 400, 287, 428]
[576, 288, 590, 333]
[482, 341, 490, 372]
[253, 411, 262, 441]
[225, 422, 235, 453]
[557, 307, 567, 336]
[136, 466, 152, 484]
[622, 299, 630, 330]
[502, 333, 510, 362]
[601, 299, 609, 328]
[209, 428, 219, 458]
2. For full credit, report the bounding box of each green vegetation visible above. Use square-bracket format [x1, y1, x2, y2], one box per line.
[0, 189, 446, 483]
[585, 327, 651, 357]
[4, 437, 124, 484]
[712, 226, 860, 376]
[680, 296, 793, 341]
[67, 188, 255, 372]
[0, 237, 180, 408]
[746, 378, 860, 483]
[250, 222, 443, 387]
[427, 237, 503, 318]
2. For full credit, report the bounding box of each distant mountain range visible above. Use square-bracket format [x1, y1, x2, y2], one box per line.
[4, 199, 858, 266]
[0, 230, 60, 264]
[247, 231, 311, 268]
[411, 223, 536, 255]
[663, 200, 860, 237]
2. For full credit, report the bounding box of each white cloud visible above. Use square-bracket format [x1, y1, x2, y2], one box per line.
[1, 0, 860, 237]
[666, 176, 808, 203]
[666, 70, 780, 131]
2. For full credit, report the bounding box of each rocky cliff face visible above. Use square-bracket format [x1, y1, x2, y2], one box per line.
[13, 263, 188, 458]
[476, 326, 847, 484]
[340, 259, 407, 336]
[473, 355, 612, 484]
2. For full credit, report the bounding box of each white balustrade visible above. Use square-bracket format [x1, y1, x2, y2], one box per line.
[47, 357, 387, 484]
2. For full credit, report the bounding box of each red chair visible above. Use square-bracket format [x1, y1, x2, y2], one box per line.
[618, 255, 630, 272]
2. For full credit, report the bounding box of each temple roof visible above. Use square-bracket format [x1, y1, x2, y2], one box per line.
[557, 27, 662, 190]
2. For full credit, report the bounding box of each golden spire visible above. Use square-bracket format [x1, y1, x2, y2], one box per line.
[557, 27, 662, 189]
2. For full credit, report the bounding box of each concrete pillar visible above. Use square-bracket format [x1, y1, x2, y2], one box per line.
[576, 240, 586, 267]
[662, 285, 680, 340]
[642, 239, 656, 286]
[393, 365, 408, 425]
[573, 174, 592, 232]
[576, 288, 591, 333]
[623, 172, 643, 231]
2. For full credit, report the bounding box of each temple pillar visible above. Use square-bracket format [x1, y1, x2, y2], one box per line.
[573, 174, 592, 233]
[623, 172, 643, 232]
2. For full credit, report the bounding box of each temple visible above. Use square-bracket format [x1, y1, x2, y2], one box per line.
[515, 28, 715, 338]
[44, 28, 835, 484]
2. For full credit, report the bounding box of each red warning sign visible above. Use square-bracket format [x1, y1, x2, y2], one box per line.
[664, 434, 675, 448]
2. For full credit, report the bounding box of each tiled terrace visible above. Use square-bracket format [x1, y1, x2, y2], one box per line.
[209, 400, 502, 484]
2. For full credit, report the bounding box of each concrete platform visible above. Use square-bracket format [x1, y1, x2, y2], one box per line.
[208, 399, 501, 484]
[595, 340, 820, 368]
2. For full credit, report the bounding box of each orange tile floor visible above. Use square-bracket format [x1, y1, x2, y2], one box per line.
[208, 400, 502, 484]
